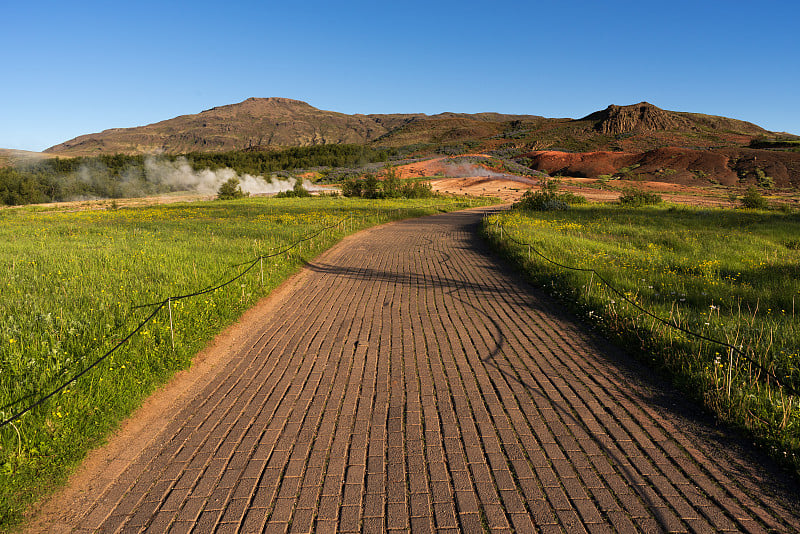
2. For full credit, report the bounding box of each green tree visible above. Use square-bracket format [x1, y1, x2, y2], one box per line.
[382, 166, 401, 198]
[740, 186, 768, 209]
[216, 177, 248, 200]
[361, 174, 381, 199]
[341, 178, 362, 197]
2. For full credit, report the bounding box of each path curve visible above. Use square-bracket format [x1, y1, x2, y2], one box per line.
[30, 208, 800, 533]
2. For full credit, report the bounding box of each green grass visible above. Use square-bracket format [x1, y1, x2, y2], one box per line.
[0, 195, 491, 530]
[483, 204, 800, 473]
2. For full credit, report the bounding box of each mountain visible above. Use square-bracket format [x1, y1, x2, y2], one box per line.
[44, 98, 418, 155]
[43, 98, 788, 157]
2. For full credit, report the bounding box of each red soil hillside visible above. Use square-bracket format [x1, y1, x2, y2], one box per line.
[520, 147, 800, 188]
[522, 151, 639, 177]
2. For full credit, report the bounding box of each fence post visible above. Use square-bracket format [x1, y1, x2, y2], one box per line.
[260, 256, 264, 286]
[727, 347, 734, 398]
[168, 298, 175, 349]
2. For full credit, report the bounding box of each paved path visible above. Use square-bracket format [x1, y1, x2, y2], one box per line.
[61, 209, 799, 532]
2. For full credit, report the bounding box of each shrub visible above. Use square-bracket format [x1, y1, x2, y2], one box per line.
[559, 191, 588, 205]
[341, 178, 362, 198]
[341, 174, 434, 199]
[382, 166, 402, 198]
[216, 178, 248, 200]
[360, 175, 381, 199]
[740, 186, 768, 209]
[618, 188, 662, 207]
[755, 168, 774, 188]
[515, 179, 570, 211]
[400, 180, 434, 198]
[274, 180, 312, 198]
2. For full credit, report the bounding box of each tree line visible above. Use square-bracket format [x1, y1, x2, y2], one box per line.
[0, 145, 401, 206]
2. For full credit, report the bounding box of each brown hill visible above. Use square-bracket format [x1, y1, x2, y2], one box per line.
[43, 98, 549, 157]
[45, 98, 422, 156]
[579, 102, 768, 137]
[581, 102, 692, 134]
[43, 98, 791, 162]
[0, 148, 57, 167]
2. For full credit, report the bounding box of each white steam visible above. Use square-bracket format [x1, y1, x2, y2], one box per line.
[442, 162, 538, 185]
[144, 156, 322, 195]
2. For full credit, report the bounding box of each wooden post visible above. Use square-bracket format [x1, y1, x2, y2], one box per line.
[168, 298, 175, 349]
[727, 348, 734, 398]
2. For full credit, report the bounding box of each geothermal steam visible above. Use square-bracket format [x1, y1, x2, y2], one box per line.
[442, 162, 539, 186]
[144, 157, 320, 195]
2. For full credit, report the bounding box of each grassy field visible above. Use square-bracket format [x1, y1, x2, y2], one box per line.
[0, 195, 489, 529]
[482, 204, 800, 473]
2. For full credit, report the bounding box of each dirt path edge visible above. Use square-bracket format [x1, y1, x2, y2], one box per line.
[20, 226, 386, 533]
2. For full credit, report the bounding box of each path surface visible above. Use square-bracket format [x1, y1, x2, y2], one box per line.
[35, 209, 799, 533]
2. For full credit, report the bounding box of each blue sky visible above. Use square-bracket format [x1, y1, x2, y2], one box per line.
[2, 0, 798, 151]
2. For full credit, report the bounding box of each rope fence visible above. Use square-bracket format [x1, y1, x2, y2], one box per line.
[485, 215, 799, 398]
[0, 204, 452, 430]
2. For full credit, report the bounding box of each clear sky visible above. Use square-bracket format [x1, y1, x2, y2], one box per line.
[2, 0, 798, 152]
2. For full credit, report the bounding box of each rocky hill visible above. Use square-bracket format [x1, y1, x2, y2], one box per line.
[45, 98, 422, 156]
[42, 99, 789, 158]
[580, 102, 768, 136]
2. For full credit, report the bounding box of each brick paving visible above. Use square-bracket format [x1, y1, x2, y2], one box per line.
[74, 209, 799, 532]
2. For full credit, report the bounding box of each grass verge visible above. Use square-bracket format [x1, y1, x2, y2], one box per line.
[482, 204, 800, 475]
[0, 195, 492, 530]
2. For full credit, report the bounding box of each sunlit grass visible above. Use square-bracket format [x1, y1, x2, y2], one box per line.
[0, 194, 490, 528]
[483, 204, 800, 473]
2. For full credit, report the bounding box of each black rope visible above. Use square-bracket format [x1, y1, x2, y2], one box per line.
[133, 215, 350, 309]
[494, 220, 798, 397]
[0, 203, 453, 429]
[0, 319, 131, 413]
[0, 302, 166, 429]
[0, 215, 351, 430]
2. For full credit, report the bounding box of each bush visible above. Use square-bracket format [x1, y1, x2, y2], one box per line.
[275, 180, 311, 198]
[341, 174, 434, 199]
[522, 195, 569, 211]
[341, 178, 362, 198]
[216, 178, 248, 200]
[382, 166, 402, 198]
[618, 188, 662, 207]
[559, 191, 588, 205]
[755, 168, 774, 189]
[514, 178, 576, 211]
[740, 186, 768, 209]
[361, 175, 381, 199]
[400, 180, 434, 198]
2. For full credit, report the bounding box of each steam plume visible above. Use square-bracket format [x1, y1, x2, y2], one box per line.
[144, 157, 321, 195]
[442, 162, 538, 186]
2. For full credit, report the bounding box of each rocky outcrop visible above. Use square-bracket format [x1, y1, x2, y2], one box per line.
[582, 102, 692, 134]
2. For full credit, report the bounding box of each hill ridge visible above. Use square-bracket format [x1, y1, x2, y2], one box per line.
[43, 98, 782, 157]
